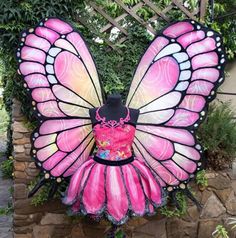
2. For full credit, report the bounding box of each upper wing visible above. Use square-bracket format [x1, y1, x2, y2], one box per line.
[126, 19, 226, 191]
[17, 17, 104, 179]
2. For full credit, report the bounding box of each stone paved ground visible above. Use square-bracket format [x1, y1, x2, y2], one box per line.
[0, 134, 13, 238]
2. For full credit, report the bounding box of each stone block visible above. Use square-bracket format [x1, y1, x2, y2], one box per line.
[14, 161, 27, 172]
[208, 174, 231, 190]
[201, 190, 213, 204]
[28, 162, 37, 169]
[225, 191, 236, 215]
[13, 184, 28, 199]
[41, 213, 70, 225]
[71, 226, 86, 238]
[33, 225, 54, 238]
[215, 188, 232, 205]
[13, 137, 30, 145]
[13, 132, 24, 140]
[25, 167, 39, 177]
[14, 152, 31, 162]
[14, 198, 66, 215]
[13, 224, 35, 234]
[25, 149, 31, 156]
[132, 232, 154, 238]
[13, 213, 28, 220]
[200, 193, 226, 218]
[12, 121, 29, 133]
[166, 218, 198, 238]
[135, 219, 167, 238]
[24, 144, 31, 149]
[198, 219, 221, 238]
[14, 145, 25, 153]
[82, 225, 107, 238]
[14, 233, 32, 238]
[14, 171, 27, 179]
[187, 206, 199, 221]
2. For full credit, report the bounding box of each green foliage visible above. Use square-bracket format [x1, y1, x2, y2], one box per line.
[0, 156, 13, 178]
[0, 203, 13, 216]
[160, 191, 187, 217]
[0, 0, 235, 116]
[29, 182, 48, 206]
[197, 102, 236, 170]
[212, 225, 229, 238]
[195, 170, 208, 188]
[0, 106, 9, 135]
[29, 177, 68, 206]
[114, 229, 125, 238]
[205, 0, 236, 60]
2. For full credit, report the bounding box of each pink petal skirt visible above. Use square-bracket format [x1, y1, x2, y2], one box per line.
[62, 156, 166, 225]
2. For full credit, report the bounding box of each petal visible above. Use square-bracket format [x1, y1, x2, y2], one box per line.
[132, 160, 162, 204]
[122, 165, 145, 215]
[63, 159, 94, 204]
[106, 166, 128, 222]
[82, 164, 105, 213]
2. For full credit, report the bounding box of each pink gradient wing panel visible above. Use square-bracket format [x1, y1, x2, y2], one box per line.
[126, 19, 226, 191]
[33, 119, 94, 177]
[17, 18, 104, 178]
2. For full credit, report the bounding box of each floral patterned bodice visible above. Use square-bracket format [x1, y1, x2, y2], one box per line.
[92, 107, 136, 161]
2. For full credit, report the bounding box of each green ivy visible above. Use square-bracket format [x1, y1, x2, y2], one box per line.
[160, 191, 187, 217]
[197, 101, 236, 170]
[0, 156, 13, 179]
[196, 170, 208, 188]
[28, 175, 68, 206]
[205, 0, 236, 60]
[0, 203, 13, 216]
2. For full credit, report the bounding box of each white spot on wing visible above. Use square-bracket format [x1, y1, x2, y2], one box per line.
[46, 55, 54, 64]
[154, 43, 181, 61]
[173, 52, 189, 63]
[48, 75, 57, 84]
[175, 81, 189, 91]
[49, 47, 61, 57]
[180, 61, 191, 70]
[46, 65, 54, 74]
[179, 70, 191, 81]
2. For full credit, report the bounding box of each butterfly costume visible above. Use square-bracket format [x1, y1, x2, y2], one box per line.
[17, 17, 226, 225]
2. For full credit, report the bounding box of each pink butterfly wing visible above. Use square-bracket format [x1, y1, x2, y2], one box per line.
[126, 19, 226, 191]
[17, 18, 104, 178]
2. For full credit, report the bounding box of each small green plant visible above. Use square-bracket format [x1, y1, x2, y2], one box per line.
[160, 191, 187, 218]
[212, 225, 229, 238]
[0, 202, 13, 216]
[105, 226, 126, 238]
[29, 176, 68, 206]
[0, 156, 13, 178]
[196, 170, 208, 189]
[114, 229, 125, 238]
[197, 102, 236, 170]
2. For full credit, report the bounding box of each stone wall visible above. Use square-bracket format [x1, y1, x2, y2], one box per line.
[12, 99, 236, 238]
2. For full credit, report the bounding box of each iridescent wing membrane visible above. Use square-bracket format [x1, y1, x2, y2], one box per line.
[17, 18, 103, 180]
[126, 20, 226, 192]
